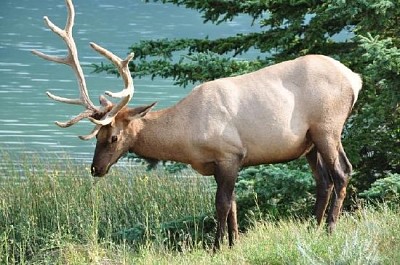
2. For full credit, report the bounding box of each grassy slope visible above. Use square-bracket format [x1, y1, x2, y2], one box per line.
[1, 154, 399, 264]
[130, 207, 400, 265]
[25, 207, 400, 264]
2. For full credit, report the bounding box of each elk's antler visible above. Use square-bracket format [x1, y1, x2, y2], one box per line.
[89, 42, 135, 126]
[31, 0, 134, 139]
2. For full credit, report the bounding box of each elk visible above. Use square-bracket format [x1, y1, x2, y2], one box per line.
[33, 0, 362, 250]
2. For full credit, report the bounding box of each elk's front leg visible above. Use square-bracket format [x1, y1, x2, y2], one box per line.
[213, 159, 240, 251]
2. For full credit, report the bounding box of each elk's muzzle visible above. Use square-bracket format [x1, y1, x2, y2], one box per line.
[91, 164, 109, 177]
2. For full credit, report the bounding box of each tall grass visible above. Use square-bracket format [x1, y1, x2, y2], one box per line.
[1, 152, 399, 264]
[128, 206, 400, 265]
[0, 152, 215, 264]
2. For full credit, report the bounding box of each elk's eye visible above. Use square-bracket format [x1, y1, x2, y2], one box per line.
[111, 135, 118, 143]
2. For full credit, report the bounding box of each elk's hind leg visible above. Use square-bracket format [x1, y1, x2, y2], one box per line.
[310, 130, 352, 232]
[306, 147, 333, 226]
[326, 143, 352, 232]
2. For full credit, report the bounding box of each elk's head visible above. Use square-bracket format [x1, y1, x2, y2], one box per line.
[90, 102, 156, 177]
[32, 0, 155, 177]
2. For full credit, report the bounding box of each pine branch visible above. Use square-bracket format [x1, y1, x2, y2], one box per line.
[93, 52, 267, 87]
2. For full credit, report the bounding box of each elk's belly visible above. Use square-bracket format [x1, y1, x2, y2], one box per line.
[243, 138, 313, 166]
[239, 123, 313, 166]
[190, 134, 313, 176]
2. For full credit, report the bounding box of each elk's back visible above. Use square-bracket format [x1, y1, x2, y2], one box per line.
[176, 55, 361, 170]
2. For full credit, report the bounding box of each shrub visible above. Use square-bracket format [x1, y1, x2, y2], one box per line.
[114, 214, 216, 251]
[236, 163, 315, 228]
[359, 173, 400, 205]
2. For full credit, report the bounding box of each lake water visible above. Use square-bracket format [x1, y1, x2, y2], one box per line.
[0, 0, 257, 164]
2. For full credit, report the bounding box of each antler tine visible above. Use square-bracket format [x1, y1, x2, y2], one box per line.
[89, 42, 135, 125]
[78, 125, 102, 140]
[31, 0, 99, 128]
[55, 109, 94, 128]
[64, 0, 74, 34]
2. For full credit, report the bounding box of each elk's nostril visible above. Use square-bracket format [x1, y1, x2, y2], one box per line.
[91, 165, 96, 176]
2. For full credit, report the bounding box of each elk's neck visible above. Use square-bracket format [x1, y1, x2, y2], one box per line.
[129, 107, 189, 163]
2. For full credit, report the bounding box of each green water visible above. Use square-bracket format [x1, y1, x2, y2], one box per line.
[0, 0, 256, 163]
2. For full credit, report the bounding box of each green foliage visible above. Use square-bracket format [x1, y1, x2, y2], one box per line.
[93, 50, 264, 87]
[0, 153, 215, 263]
[132, 205, 400, 264]
[236, 164, 315, 227]
[346, 33, 400, 189]
[124, 152, 189, 173]
[161, 161, 189, 174]
[114, 214, 216, 251]
[359, 173, 400, 204]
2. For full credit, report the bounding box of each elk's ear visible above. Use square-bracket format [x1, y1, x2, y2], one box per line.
[127, 102, 157, 120]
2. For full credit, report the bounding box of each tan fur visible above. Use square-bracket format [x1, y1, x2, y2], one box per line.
[93, 54, 362, 249]
[99, 55, 361, 173]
